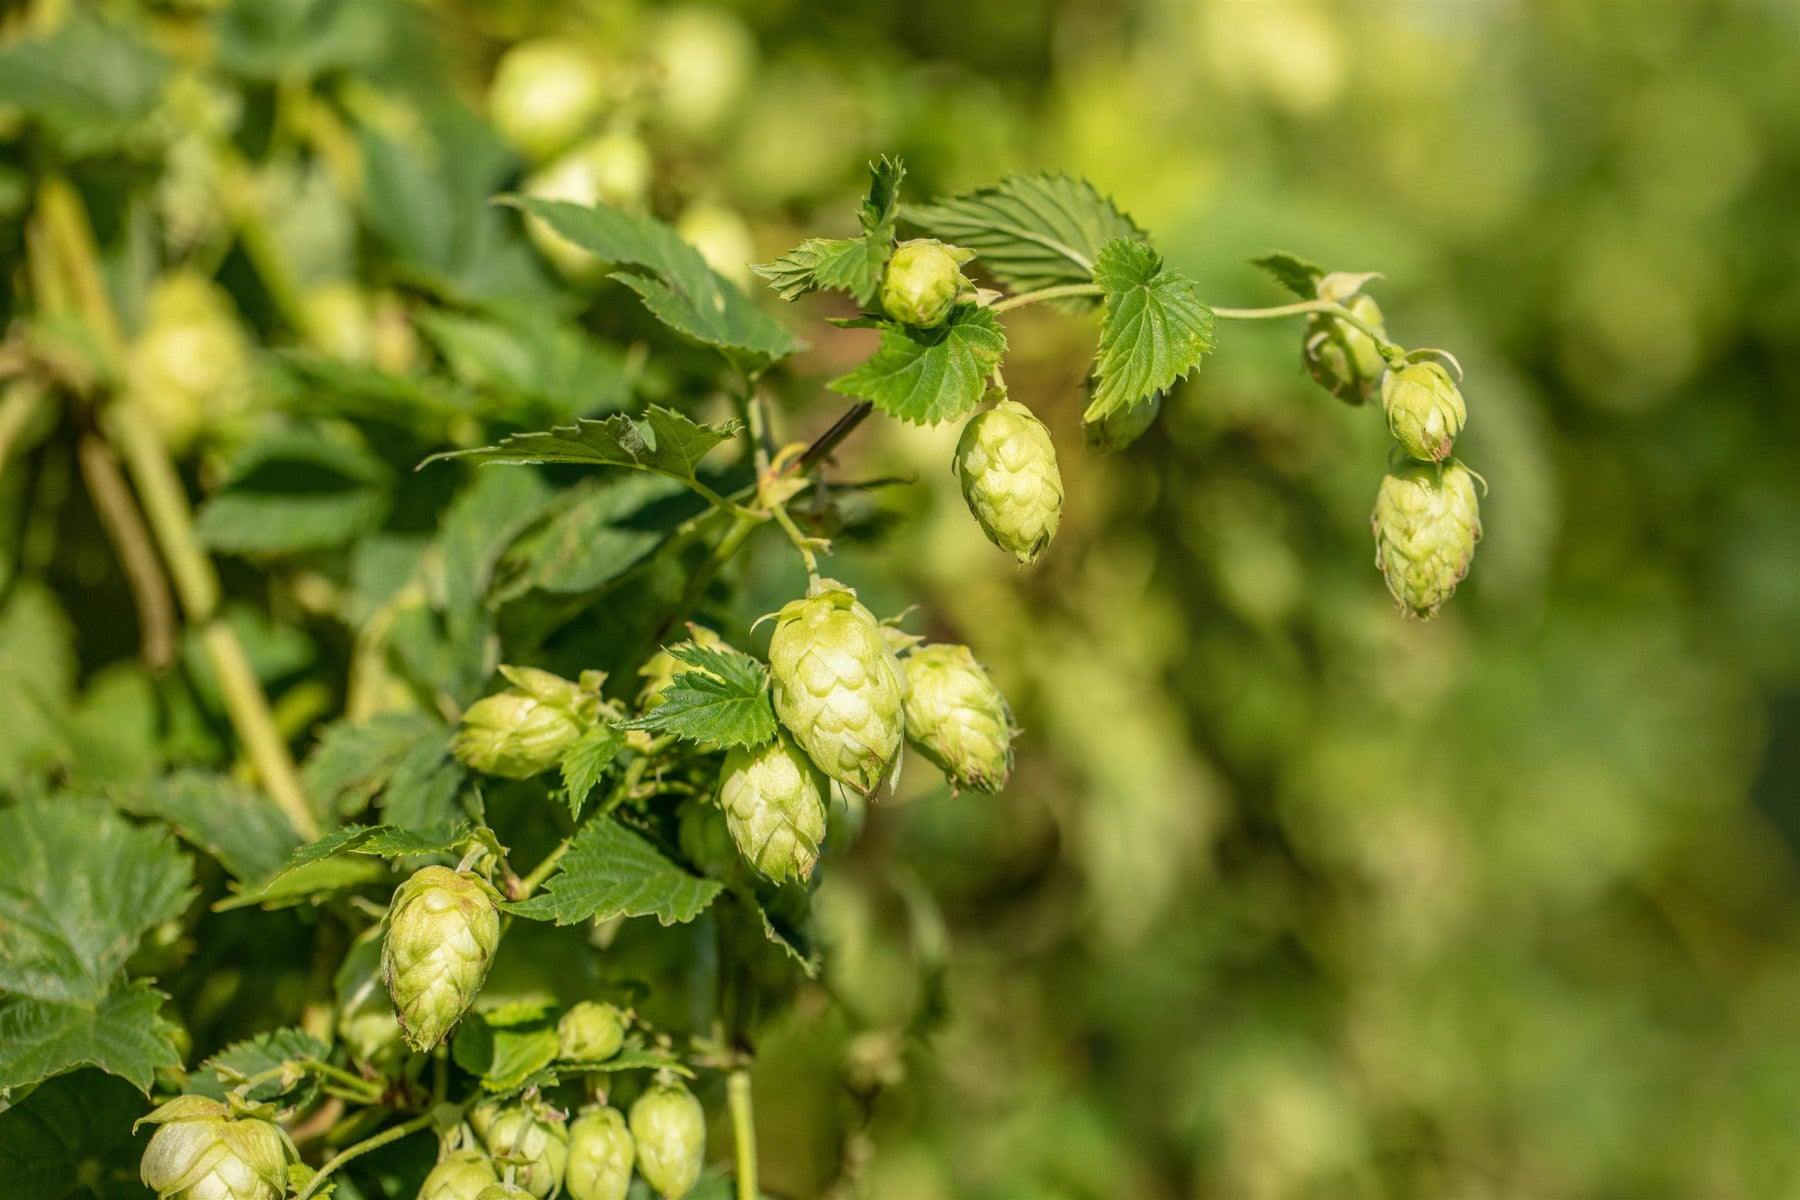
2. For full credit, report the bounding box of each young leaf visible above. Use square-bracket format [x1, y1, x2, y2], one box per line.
[829, 305, 1007, 426]
[1250, 250, 1326, 299]
[905, 174, 1145, 302]
[1085, 238, 1215, 423]
[561, 723, 626, 818]
[504, 818, 723, 926]
[623, 644, 777, 749]
[425, 405, 740, 495]
[754, 156, 905, 305]
[453, 1012, 562, 1093]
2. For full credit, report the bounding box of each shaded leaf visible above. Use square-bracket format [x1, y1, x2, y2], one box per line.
[0, 1069, 149, 1196]
[0, 983, 182, 1094]
[193, 427, 391, 555]
[112, 771, 303, 885]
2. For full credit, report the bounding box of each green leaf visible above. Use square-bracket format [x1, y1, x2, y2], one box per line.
[418, 309, 633, 420]
[215, 822, 476, 911]
[113, 771, 304, 885]
[0, 983, 182, 1094]
[753, 157, 905, 306]
[1250, 250, 1326, 299]
[0, 1069, 149, 1196]
[426, 406, 740, 497]
[193, 427, 391, 555]
[1085, 238, 1215, 422]
[494, 475, 697, 602]
[452, 1012, 561, 1093]
[561, 724, 626, 818]
[583, 1044, 693, 1077]
[213, 856, 387, 913]
[0, 17, 170, 155]
[623, 645, 777, 749]
[283, 822, 477, 871]
[505, 198, 801, 374]
[905, 174, 1145, 303]
[503, 819, 722, 927]
[829, 305, 1007, 425]
[190, 1028, 330, 1104]
[302, 713, 460, 823]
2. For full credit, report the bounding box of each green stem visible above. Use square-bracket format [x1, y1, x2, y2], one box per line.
[990, 282, 1105, 314]
[768, 501, 819, 580]
[515, 839, 571, 900]
[655, 510, 762, 643]
[1212, 299, 1402, 359]
[296, 1110, 436, 1200]
[728, 1068, 759, 1200]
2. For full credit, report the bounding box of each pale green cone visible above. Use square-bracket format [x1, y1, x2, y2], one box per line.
[473, 1186, 535, 1200]
[955, 400, 1064, 564]
[1083, 391, 1161, 453]
[718, 732, 830, 883]
[629, 1083, 706, 1200]
[902, 644, 1016, 795]
[125, 272, 256, 452]
[480, 1106, 569, 1200]
[420, 1149, 500, 1200]
[137, 1097, 292, 1200]
[454, 665, 599, 780]
[382, 866, 502, 1051]
[565, 1107, 636, 1200]
[558, 1001, 626, 1062]
[879, 239, 974, 328]
[1382, 361, 1467, 462]
[1304, 292, 1388, 405]
[488, 39, 608, 163]
[1372, 461, 1482, 619]
[637, 626, 726, 709]
[767, 580, 905, 797]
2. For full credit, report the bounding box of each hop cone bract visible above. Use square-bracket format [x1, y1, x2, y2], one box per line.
[1304, 292, 1388, 405]
[558, 1001, 626, 1062]
[630, 1083, 706, 1200]
[382, 866, 501, 1050]
[955, 400, 1064, 564]
[1382, 361, 1466, 462]
[480, 1106, 569, 1200]
[566, 1107, 636, 1200]
[454, 665, 598, 780]
[138, 1097, 291, 1200]
[879, 239, 972, 328]
[1372, 461, 1482, 618]
[903, 644, 1016, 794]
[718, 732, 830, 882]
[420, 1149, 500, 1200]
[767, 580, 905, 797]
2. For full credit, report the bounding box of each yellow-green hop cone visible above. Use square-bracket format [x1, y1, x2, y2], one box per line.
[420, 1149, 500, 1200]
[718, 732, 830, 883]
[137, 1097, 292, 1200]
[1382, 361, 1467, 462]
[488, 39, 608, 162]
[473, 1186, 535, 1200]
[382, 866, 502, 1051]
[767, 580, 906, 797]
[566, 1107, 636, 1200]
[480, 1107, 569, 1200]
[558, 1000, 626, 1062]
[1304, 292, 1388, 405]
[1372, 461, 1482, 619]
[880, 239, 974, 328]
[629, 1082, 706, 1200]
[638, 626, 726, 709]
[125, 272, 256, 453]
[1083, 392, 1161, 453]
[902, 644, 1016, 795]
[955, 400, 1064, 564]
[454, 665, 599, 780]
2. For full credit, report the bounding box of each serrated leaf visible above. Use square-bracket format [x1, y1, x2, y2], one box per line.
[216, 822, 475, 911]
[758, 903, 821, 979]
[1085, 238, 1215, 422]
[302, 713, 456, 821]
[0, 1069, 148, 1194]
[0, 983, 182, 1094]
[213, 856, 388, 912]
[503, 819, 722, 926]
[190, 1028, 329, 1105]
[113, 771, 303, 885]
[905, 174, 1145, 303]
[584, 1045, 694, 1077]
[562, 724, 626, 818]
[753, 157, 906, 306]
[505, 198, 801, 374]
[193, 427, 391, 555]
[623, 645, 776, 749]
[1250, 250, 1326, 299]
[284, 822, 476, 871]
[425, 406, 740, 498]
[829, 306, 1007, 426]
[494, 474, 698, 602]
[452, 1012, 562, 1093]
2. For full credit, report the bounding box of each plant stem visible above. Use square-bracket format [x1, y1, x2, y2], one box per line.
[1213, 299, 1401, 358]
[75, 433, 178, 670]
[295, 1110, 436, 1200]
[769, 501, 819, 580]
[794, 402, 873, 475]
[655, 510, 762, 643]
[0, 379, 54, 473]
[728, 1067, 759, 1200]
[989, 282, 1105, 313]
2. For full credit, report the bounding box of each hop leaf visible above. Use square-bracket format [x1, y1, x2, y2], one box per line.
[1250, 250, 1326, 299]
[1372, 461, 1482, 618]
[566, 1107, 635, 1200]
[381, 866, 502, 1050]
[1085, 238, 1215, 422]
[1083, 390, 1162, 453]
[624, 642, 778, 749]
[426, 406, 741, 495]
[503, 818, 723, 927]
[718, 733, 830, 883]
[903, 644, 1017, 794]
[829, 304, 1007, 426]
[955, 400, 1064, 564]
[630, 1083, 706, 1200]
[754, 156, 905, 306]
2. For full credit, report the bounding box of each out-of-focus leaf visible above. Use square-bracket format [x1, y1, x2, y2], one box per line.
[503, 818, 722, 926]
[829, 306, 1006, 425]
[1084, 238, 1214, 422]
[494, 474, 698, 602]
[0, 1069, 147, 1196]
[113, 771, 303, 885]
[418, 310, 633, 420]
[0, 18, 170, 155]
[302, 713, 454, 820]
[214, 0, 394, 80]
[193, 427, 391, 555]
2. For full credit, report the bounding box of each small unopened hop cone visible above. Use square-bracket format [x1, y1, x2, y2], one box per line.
[1303, 272, 1390, 405]
[718, 732, 830, 882]
[381, 866, 502, 1051]
[566, 1106, 637, 1200]
[479, 1106, 569, 1200]
[903, 644, 1017, 794]
[1372, 460, 1482, 618]
[558, 1000, 626, 1062]
[137, 1097, 294, 1200]
[955, 399, 1064, 564]
[419, 1149, 500, 1200]
[1382, 361, 1466, 462]
[630, 1081, 706, 1200]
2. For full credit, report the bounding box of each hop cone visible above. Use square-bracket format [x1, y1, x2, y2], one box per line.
[420, 1150, 499, 1200]
[630, 1083, 706, 1200]
[487, 39, 608, 162]
[1372, 461, 1482, 618]
[566, 1107, 636, 1200]
[126, 273, 256, 452]
[955, 400, 1064, 564]
[333, 926, 404, 1071]
[454, 665, 598, 780]
[718, 732, 830, 882]
[1382, 361, 1467, 462]
[880, 239, 973, 328]
[558, 1001, 625, 1062]
[382, 866, 501, 1051]
[1083, 392, 1161, 453]
[1304, 292, 1388, 405]
[480, 1106, 569, 1200]
[138, 1097, 291, 1200]
[767, 579, 905, 797]
[474, 1187, 536, 1200]
[903, 644, 1016, 794]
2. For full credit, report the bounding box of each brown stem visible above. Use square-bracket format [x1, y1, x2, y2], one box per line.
[794, 402, 874, 475]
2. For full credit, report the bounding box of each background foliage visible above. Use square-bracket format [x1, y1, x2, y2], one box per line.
[3, 1, 1799, 1198]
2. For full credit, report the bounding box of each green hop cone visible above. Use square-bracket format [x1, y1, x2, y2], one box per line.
[566, 1107, 636, 1200]
[1382, 361, 1467, 462]
[767, 579, 906, 797]
[480, 1106, 569, 1200]
[558, 1000, 626, 1062]
[1372, 460, 1482, 619]
[1304, 292, 1388, 405]
[137, 1097, 292, 1200]
[1083, 391, 1161, 453]
[473, 1186, 536, 1200]
[454, 665, 600, 780]
[125, 272, 256, 453]
[718, 732, 830, 883]
[879, 239, 974, 328]
[382, 866, 502, 1051]
[638, 625, 726, 709]
[333, 926, 405, 1072]
[629, 1082, 706, 1200]
[902, 644, 1016, 794]
[420, 1149, 500, 1200]
[488, 39, 608, 162]
[955, 399, 1064, 564]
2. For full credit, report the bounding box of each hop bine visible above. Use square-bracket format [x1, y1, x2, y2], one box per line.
[453, 665, 602, 780]
[557, 1000, 626, 1062]
[630, 1081, 706, 1200]
[381, 866, 502, 1050]
[955, 399, 1065, 565]
[566, 1106, 637, 1200]
[1382, 360, 1467, 462]
[767, 579, 906, 797]
[137, 1097, 293, 1200]
[903, 643, 1017, 794]
[1372, 460, 1482, 618]
[718, 732, 830, 882]
[879, 239, 974, 328]
[478, 1105, 569, 1200]
[419, 1149, 500, 1200]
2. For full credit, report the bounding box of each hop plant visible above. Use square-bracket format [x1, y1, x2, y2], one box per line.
[1304, 290, 1389, 405]
[420, 1149, 501, 1200]
[718, 732, 830, 882]
[487, 39, 609, 162]
[767, 579, 906, 797]
[333, 927, 405, 1072]
[566, 1107, 637, 1200]
[902, 643, 1017, 794]
[879, 239, 974, 328]
[479, 1106, 570, 1200]
[558, 1000, 626, 1062]
[629, 1082, 706, 1200]
[381, 866, 502, 1050]
[1382, 361, 1467, 462]
[1372, 460, 1482, 618]
[955, 399, 1065, 564]
[453, 665, 601, 780]
[137, 1097, 293, 1200]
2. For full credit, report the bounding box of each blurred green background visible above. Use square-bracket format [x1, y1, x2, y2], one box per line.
[5, 0, 1800, 1197]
